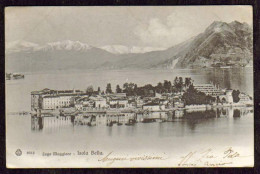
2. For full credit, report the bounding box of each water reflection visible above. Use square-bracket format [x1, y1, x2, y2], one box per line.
[31, 107, 253, 133]
[31, 115, 73, 132]
[203, 68, 253, 94]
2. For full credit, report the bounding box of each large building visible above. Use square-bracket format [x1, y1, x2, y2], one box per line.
[142, 102, 165, 111]
[42, 94, 73, 109]
[193, 84, 224, 97]
[239, 92, 252, 104]
[219, 90, 233, 104]
[109, 98, 128, 108]
[31, 88, 87, 110]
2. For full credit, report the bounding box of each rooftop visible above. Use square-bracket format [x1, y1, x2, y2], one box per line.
[31, 89, 85, 95]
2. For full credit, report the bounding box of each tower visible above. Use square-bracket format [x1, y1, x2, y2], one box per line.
[226, 90, 233, 103]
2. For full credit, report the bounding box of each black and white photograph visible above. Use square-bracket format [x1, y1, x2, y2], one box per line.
[5, 6, 254, 168]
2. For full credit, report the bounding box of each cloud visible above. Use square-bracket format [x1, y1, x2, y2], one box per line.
[6, 6, 252, 48]
[134, 11, 200, 48]
[134, 6, 252, 48]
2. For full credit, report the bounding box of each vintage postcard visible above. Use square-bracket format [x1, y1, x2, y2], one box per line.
[5, 6, 254, 168]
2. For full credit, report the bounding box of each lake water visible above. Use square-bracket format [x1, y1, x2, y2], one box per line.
[6, 68, 254, 167]
[6, 68, 253, 112]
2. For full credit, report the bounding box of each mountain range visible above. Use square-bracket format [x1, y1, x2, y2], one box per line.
[6, 40, 166, 54]
[100, 45, 166, 54]
[6, 20, 253, 72]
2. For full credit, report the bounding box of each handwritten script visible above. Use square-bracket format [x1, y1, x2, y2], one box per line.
[178, 147, 248, 167]
[98, 151, 167, 165]
[98, 147, 251, 167]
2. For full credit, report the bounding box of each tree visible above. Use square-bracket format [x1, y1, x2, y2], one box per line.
[134, 84, 138, 95]
[182, 85, 197, 105]
[185, 77, 192, 87]
[123, 82, 136, 96]
[232, 90, 240, 103]
[116, 85, 122, 93]
[86, 85, 94, 94]
[139, 84, 155, 97]
[97, 87, 101, 93]
[173, 76, 184, 92]
[163, 80, 172, 93]
[123, 83, 129, 91]
[106, 83, 112, 94]
[179, 77, 183, 92]
[128, 83, 135, 90]
[174, 77, 179, 89]
[205, 95, 216, 104]
[182, 84, 214, 105]
[156, 82, 163, 93]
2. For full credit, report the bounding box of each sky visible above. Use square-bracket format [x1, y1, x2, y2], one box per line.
[5, 6, 253, 48]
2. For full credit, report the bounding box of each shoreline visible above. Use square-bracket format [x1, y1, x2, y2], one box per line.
[8, 102, 254, 116]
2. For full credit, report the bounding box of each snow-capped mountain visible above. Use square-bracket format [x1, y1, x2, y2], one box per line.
[5, 21, 253, 72]
[100, 45, 166, 54]
[6, 40, 165, 54]
[5, 40, 121, 72]
[36, 40, 93, 52]
[6, 40, 166, 54]
[6, 40, 93, 53]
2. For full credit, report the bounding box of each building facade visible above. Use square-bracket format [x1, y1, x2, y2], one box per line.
[193, 84, 223, 97]
[219, 90, 234, 104]
[239, 92, 252, 103]
[142, 103, 165, 111]
[31, 88, 87, 110]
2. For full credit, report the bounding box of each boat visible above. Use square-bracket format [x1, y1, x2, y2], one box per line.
[142, 118, 156, 123]
[6, 73, 11, 80]
[6, 73, 25, 80]
[13, 73, 25, 79]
